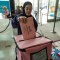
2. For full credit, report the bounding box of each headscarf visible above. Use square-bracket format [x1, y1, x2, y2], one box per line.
[23, 1, 32, 14]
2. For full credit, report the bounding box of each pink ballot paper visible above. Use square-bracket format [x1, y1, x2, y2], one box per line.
[19, 17, 36, 40]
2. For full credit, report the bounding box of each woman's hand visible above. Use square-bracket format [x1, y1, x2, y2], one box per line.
[18, 16, 27, 23]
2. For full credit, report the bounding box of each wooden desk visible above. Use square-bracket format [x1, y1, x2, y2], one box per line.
[14, 35, 52, 60]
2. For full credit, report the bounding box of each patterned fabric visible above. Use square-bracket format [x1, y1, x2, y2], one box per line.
[51, 48, 60, 60]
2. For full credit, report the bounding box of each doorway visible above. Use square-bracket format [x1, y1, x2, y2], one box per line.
[38, 0, 60, 24]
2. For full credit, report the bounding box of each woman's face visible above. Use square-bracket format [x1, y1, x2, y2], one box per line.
[25, 5, 32, 16]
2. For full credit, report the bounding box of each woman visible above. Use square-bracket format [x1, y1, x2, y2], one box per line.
[12, 1, 38, 35]
[3, 6, 10, 18]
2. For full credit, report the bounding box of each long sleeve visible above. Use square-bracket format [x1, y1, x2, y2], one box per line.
[33, 17, 38, 31]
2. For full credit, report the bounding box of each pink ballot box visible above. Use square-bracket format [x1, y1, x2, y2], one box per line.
[19, 17, 36, 40]
[15, 35, 52, 60]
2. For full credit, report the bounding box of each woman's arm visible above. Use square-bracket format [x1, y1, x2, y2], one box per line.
[33, 17, 38, 31]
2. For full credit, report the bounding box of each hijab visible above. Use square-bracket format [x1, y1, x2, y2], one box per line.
[22, 1, 32, 17]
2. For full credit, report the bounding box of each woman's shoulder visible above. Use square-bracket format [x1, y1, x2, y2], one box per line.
[30, 15, 35, 19]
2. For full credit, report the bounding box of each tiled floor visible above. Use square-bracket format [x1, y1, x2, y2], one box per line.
[0, 44, 16, 60]
[37, 21, 60, 41]
[0, 19, 60, 60]
[0, 19, 16, 60]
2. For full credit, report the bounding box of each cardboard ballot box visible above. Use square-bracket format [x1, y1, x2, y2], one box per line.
[14, 35, 52, 60]
[19, 17, 36, 40]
